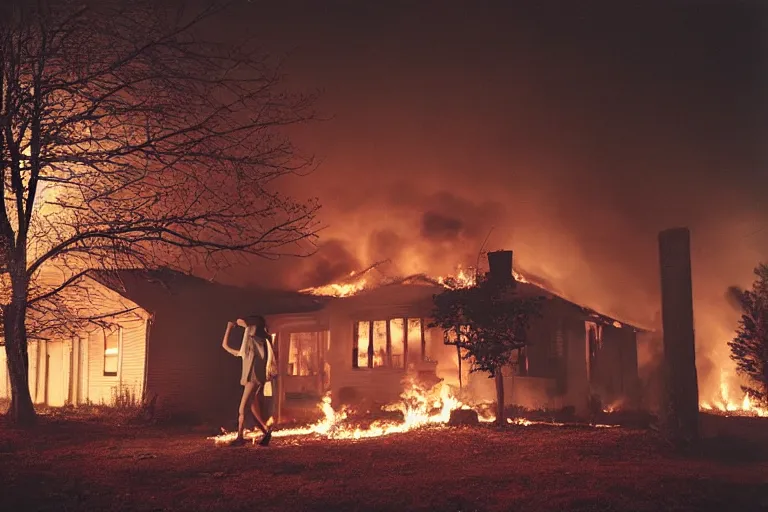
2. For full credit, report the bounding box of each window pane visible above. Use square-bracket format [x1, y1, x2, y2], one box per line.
[389, 319, 405, 369]
[357, 321, 370, 368]
[372, 321, 387, 368]
[104, 328, 118, 375]
[104, 355, 118, 375]
[288, 333, 300, 376]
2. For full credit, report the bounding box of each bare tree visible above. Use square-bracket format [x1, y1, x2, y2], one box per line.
[0, 0, 321, 425]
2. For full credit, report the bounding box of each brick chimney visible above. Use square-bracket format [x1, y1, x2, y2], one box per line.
[487, 250, 515, 286]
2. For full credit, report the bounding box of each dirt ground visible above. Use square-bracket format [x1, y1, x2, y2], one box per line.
[1, 414, 768, 512]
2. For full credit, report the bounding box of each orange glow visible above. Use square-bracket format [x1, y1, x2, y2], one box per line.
[300, 264, 543, 298]
[436, 266, 476, 289]
[300, 277, 368, 297]
[210, 380, 488, 444]
[699, 369, 767, 417]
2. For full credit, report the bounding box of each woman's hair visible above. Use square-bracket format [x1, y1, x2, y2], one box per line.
[246, 315, 269, 337]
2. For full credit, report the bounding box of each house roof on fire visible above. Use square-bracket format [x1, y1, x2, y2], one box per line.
[331, 268, 648, 332]
[88, 268, 330, 317]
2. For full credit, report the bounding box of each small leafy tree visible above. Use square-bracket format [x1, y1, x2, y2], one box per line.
[430, 277, 544, 425]
[728, 263, 768, 405]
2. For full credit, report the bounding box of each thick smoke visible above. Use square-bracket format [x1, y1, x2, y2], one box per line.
[218, 1, 768, 404]
[297, 239, 361, 289]
[421, 211, 463, 241]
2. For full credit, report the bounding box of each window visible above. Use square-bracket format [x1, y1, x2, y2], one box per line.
[288, 332, 323, 376]
[355, 321, 370, 368]
[353, 317, 426, 369]
[408, 318, 425, 361]
[103, 327, 119, 377]
[390, 319, 405, 369]
[509, 347, 528, 376]
[549, 322, 565, 359]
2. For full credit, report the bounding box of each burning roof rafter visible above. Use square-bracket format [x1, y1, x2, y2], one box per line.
[299, 263, 479, 298]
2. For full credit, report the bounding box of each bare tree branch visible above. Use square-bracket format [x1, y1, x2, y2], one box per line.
[0, 0, 323, 424]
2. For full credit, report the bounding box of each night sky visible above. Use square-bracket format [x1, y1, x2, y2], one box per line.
[212, 0, 766, 392]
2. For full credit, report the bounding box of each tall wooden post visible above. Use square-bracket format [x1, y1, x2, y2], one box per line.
[658, 227, 699, 445]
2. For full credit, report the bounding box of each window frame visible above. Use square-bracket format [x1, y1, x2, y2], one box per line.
[352, 317, 426, 370]
[103, 326, 120, 377]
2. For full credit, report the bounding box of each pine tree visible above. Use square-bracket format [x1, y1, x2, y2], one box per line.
[728, 264, 768, 404]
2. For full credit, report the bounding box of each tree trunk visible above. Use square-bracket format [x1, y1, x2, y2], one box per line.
[4, 291, 36, 426]
[495, 369, 504, 426]
[456, 344, 462, 390]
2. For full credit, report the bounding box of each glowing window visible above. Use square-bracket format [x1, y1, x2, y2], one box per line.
[353, 318, 425, 369]
[390, 319, 405, 369]
[356, 321, 370, 368]
[288, 332, 322, 377]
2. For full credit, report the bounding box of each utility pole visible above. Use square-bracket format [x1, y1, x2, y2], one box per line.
[658, 227, 700, 446]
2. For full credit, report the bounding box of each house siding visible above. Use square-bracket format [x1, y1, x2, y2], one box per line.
[118, 318, 148, 402]
[0, 276, 149, 408]
[83, 318, 147, 405]
[142, 292, 244, 421]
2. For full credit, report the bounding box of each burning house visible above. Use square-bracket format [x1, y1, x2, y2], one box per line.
[270, 251, 645, 420]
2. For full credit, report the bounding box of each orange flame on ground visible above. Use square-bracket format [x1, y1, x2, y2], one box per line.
[699, 369, 767, 417]
[208, 380, 620, 446]
[209, 381, 492, 445]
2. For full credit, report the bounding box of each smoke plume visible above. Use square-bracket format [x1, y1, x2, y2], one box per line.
[215, 1, 768, 405]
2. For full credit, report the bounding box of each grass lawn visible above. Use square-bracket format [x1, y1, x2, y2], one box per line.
[2, 411, 768, 512]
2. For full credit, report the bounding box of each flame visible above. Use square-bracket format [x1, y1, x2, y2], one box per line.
[512, 270, 529, 283]
[301, 264, 538, 299]
[436, 266, 476, 289]
[300, 278, 368, 297]
[602, 399, 624, 414]
[699, 369, 767, 417]
[209, 380, 488, 445]
[208, 379, 622, 446]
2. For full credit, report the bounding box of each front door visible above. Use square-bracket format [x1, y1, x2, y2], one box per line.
[46, 342, 66, 407]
